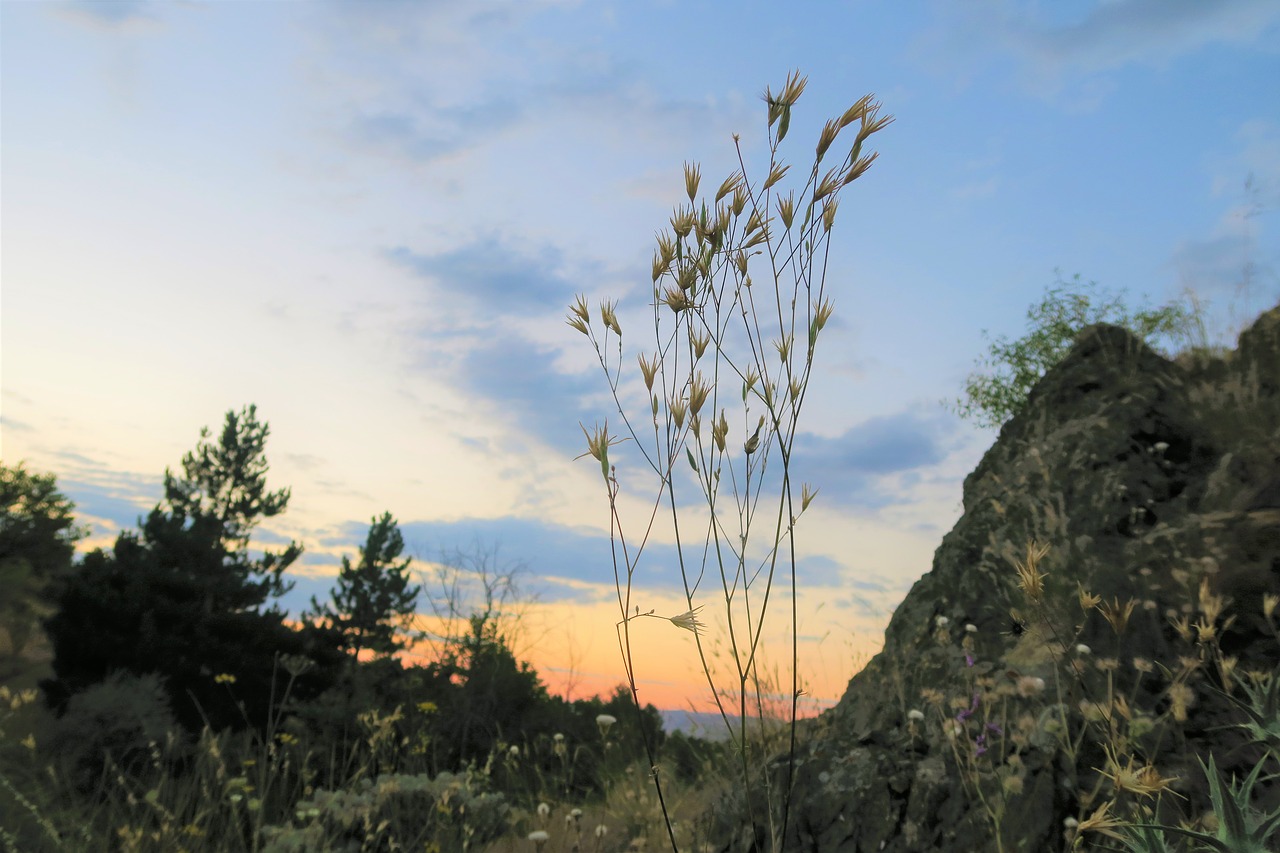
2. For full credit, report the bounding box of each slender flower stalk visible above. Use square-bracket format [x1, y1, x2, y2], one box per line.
[572, 72, 891, 852]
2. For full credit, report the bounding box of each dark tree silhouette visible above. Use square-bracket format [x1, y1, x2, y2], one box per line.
[308, 512, 421, 659]
[42, 405, 341, 732]
[0, 463, 85, 665]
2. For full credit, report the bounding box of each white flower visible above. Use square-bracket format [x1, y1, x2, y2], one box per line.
[934, 615, 949, 628]
[1153, 441, 1169, 453]
[964, 623, 977, 633]
[553, 732, 565, 742]
[669, 605, 705, 635]
[537, 802, 550, 819]
[528, 829, 550, 845]
[509, 744, 521, 756]
[1075, 644, 1091, 656]
[1016, 676, 1046, 697]
[595, 825, 609, 838]
[596, 714, 617, 735]
[907, 709, 925, 722]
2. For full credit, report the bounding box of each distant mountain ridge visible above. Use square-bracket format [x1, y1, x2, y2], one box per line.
[659, 709, 740, 739]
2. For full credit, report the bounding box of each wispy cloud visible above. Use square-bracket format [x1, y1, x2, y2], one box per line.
[791, 409, 951, 508]
[57, 0, 162, 29]
[916, 0, 1280, 100]
[386, 238, 579, 315]
[349, 100, 525, 166]
[445, 334, 598, 458]
[397, 515, 684, 594]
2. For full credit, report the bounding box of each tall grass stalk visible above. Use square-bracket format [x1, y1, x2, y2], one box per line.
[569, 71, 891, 851]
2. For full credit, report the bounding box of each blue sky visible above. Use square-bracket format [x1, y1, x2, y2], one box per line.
[3, 0, 1278, 708]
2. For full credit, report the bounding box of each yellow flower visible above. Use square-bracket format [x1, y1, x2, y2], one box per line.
[1076, 801, 1127, 842]
[1095, 745, 1177, 799]
[214, 673, 236, 685]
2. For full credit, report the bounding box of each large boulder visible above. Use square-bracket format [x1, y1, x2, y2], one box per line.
[759, 306, 1280, 852]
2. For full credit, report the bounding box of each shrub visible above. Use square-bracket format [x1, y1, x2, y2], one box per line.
[41, 671, 180, 794]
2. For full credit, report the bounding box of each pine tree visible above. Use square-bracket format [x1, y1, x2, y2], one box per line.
[42, 405, 341, 732]
[310, 512, 421, 659]
[0, 463, 85, 665]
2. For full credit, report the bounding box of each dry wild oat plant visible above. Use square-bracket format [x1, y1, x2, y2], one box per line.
[568, 71, 892, 851]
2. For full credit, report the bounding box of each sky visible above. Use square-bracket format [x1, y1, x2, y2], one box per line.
[3, 0, 1279, 715]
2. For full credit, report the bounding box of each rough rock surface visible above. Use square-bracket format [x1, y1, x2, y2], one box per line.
[738, 306, 1280, 851]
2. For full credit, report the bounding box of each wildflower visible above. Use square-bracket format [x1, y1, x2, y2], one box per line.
[1075, 644, 1091, 656]
[1016, 676, 1045, 697]
[907, 709, 925, 722]
[1167, 682, 1195, 722]
[553, 733, 565, 742]
[964, 623, 977, 633]
[537, 802, 550, 820]
[1099, 597, 1136, 634]
[669, 606, 705, 635]
[1063, 816, 1079, 829]
[1076, 802, 1127, 842]
[1012, 540, 1051, 603]
[595, 825, 609, 839]
[528, 829, 550, 849]
[214, 673, 237, 685]
[974, 722, 1002, 756]
[934, 615, 949, 629]
[509, 744, 521, 757]
[1079, 701, 1108, 722]
[1096, 745, 1178, 799]
[596, 714, 617, 736]
[955, 692, 980, 723]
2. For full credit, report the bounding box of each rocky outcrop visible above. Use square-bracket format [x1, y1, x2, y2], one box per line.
[772, 306, 1280, 851]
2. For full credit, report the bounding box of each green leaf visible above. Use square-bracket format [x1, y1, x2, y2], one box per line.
[686, 447, 699, 474]
[778, 104, 791, 142]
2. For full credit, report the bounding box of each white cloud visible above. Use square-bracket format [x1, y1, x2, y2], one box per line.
[916, 0, 1280, 99]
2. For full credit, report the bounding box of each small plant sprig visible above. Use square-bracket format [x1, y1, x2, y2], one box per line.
[570, 71, 891, 851]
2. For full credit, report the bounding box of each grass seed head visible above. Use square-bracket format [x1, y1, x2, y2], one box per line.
[683, 161, 701, 202]
[1013, 540, 1051, 603]
[669, 605, 705, 635]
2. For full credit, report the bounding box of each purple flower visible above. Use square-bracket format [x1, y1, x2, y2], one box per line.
[955, 692, 980, 723]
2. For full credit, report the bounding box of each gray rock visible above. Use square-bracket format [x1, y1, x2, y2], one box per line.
[713, 305, 1280, 852]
